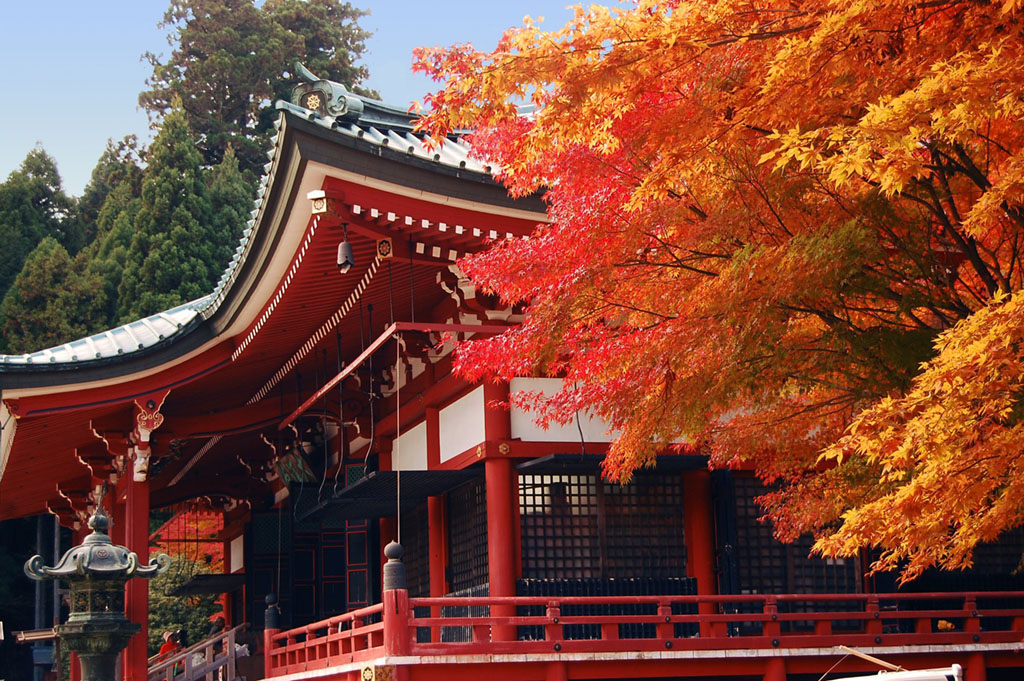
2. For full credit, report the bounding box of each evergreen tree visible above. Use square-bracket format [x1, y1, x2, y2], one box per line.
[82, 181, 144, 328]
[0, 238, 106, 353]
[76, 136, 144, 245]
[140, 0, 375, 175]
[205, 146, 251, 261]
[0, 148, 80, 298]
[118, 102, 240, 322]
[263, 0, 376, 98]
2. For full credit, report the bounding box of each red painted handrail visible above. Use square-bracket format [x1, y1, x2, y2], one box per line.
[264, 591, 1024, 677]
[266, 603, 385, 676]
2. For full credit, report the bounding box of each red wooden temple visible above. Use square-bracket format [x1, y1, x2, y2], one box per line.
[1, 72, 1022, 681]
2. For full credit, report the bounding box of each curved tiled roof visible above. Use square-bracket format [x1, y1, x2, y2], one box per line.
[0, 299, 209, 366]
[275, 100, 487, 173]
[0, 89, 490, 369]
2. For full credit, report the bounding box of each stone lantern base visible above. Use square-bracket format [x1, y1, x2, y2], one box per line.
[57, 620, 140, 681]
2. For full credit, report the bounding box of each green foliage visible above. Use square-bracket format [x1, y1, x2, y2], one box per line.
[148, 555, 221, 657]
[82, 181, 144, 328]
[0, 148, 81, 300]
[76, 136, 144, 245]
[205, 146, 251, 251]
[118, 103, 235, 322]
[140, 0, 375, 175]
[0, 238, 107, 354]
[263, 0, 377, 100]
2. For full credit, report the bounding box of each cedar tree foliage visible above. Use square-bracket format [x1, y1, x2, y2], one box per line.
[141, 0, 376, 175]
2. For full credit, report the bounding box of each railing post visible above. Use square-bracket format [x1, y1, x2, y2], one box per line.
[545, 602, 562, 643]
[866, 595, 882, 637]
[264, 594, 281, 679]
[382, 542, 411, 657]
[964, 596, 981, 634]
[657, 601, 674, 641]
[764, 597, 780, 640]
[226, 628, 236, 681]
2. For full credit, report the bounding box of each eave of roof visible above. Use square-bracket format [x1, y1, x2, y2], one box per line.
[0, 97, 537, 384]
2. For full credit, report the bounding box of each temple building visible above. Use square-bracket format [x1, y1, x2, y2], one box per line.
[1, 72, 1023, 681]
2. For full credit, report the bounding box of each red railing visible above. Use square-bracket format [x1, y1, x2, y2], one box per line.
[264, 591, 1024, 677]
[265, 602, 384, 676]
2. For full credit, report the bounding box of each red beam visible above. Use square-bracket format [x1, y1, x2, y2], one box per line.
[278, 322, 508, 430]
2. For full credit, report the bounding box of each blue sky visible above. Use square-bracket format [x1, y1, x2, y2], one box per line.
[0, 1, 582, 196]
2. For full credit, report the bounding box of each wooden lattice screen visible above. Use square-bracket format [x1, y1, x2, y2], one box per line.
[447, 477, 489, 593]
[519, 473, 687, 580]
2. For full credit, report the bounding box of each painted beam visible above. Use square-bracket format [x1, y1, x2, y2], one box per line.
[279, 322, 507, 431]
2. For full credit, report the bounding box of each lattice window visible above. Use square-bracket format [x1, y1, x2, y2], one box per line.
[519, 475, 599, 579]
[448, 477, 488, 593]
[519, 473, 687, 580]
[733, 476, 860, 595]
[401, 501, 431, 597]
[603, 475, 686, 579]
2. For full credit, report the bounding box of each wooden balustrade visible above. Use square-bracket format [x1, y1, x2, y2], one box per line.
[265, 603, 385, 676]
[148, 624, 246, 681]
[263, 591, 1024, 678]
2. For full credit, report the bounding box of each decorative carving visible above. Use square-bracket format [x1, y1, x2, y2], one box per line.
[130, 391, 169, 482]
[135, 407, 164, 440]
[131, 447, 151, 482]
[291, 62, 365, 121]
[360, 666, 394, 681]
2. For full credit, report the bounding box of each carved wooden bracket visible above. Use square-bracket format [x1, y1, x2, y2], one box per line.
[131, 389, 171, 482]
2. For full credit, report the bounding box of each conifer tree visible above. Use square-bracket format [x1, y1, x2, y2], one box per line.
[0, 238, 106, 353]
[205, 146, 251, 264]
[76, 136, 144, 245]
[83, 181, 144, 328]
[0, 148, 80, 297]
[141, 0, 375, 175]
[118, 102, 219, 322]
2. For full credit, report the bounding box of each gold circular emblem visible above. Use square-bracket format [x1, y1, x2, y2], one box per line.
[305, 93, 322, 110]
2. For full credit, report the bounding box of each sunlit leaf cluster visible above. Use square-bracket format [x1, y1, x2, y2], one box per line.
[415, 0, 1024, 578]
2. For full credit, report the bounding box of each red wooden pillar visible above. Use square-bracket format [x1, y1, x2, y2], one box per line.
[428, 497, 446, 595]
[683, 470, 719, 637]
[123, 478, 150, 681]
[483, 381, 511, 442]
[966, 652, 986, 681]
[764, 656, 786, 681]
[428, 496, 447, 642]
[485, 457, 516, 640]
[484, 381, 516, 640]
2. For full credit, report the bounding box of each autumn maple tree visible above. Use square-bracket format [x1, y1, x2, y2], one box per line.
[414, 0, 1024, 579]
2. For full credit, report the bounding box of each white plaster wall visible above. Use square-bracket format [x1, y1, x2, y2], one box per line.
[393, 420, 428, 471]
[509, 377, 618, 442]
[230, 534, 244, 573]
[439, 386, 485, 462]
[0, 401, 11, 483]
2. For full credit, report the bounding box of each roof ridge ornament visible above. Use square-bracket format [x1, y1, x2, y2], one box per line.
[291, 61, 364, 122]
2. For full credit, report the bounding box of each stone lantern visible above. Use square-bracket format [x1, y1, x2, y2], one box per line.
[24, 510, 169, 681]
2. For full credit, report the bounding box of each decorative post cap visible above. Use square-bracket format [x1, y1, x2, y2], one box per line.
[264, 593, 281, 630]
[382, 541, 406, 591]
